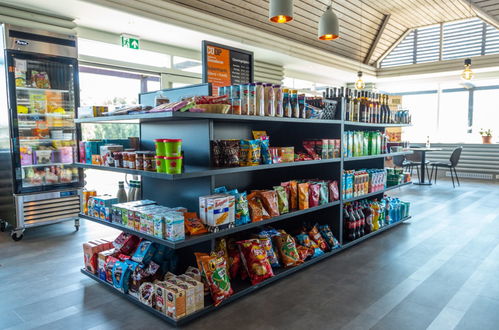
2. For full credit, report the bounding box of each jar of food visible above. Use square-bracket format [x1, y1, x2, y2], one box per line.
[143, 151, 156, 171]
[113, 151, 123, 168]
[135, 151, 145, 170]
[124, 148, 136, 168]
[122, 152, 129, 168]
[128, 152, 136, 169]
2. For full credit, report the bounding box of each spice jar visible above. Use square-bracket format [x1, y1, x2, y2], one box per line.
[113, 151, 123, 168]
[135, 151, 145, 170]
[143, 151, 156, 171]
[128, 152, 136, 169]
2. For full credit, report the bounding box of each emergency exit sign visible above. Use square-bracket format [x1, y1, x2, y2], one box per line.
[121, 35, 140, 50]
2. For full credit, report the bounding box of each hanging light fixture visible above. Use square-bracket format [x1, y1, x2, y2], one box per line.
[318, 1, 340, 40]
[355, 71, 365, 90]
[269, 0, 293, 23]
[461, 58, 474, 80]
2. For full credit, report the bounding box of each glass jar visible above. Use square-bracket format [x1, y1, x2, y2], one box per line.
[128, 152, 136, 169]
[122, 152, 129, 168]
[143, 152, 156, 171]
[113, 151, 123, 168]
[135, 151, 145, 170]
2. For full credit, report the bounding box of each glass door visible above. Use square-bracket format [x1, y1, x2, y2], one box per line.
[7, 52, 81, 193]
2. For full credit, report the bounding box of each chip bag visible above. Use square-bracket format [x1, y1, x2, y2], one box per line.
[214, 238, 231, 276]
[247, 192, 264, 222]
[199, 255, 233, 306]
[298, 182, 309, 210]
[256, 233, 280, 268]
[258, 190, 280, 217]
[296, 245, 313, 261]
[227, 238, 242, 279]
[259, 137, 271, 165]
[318, 181, 329, 205]
[309, 224, 329, 252]
[194, 252, 210, 295]
[296, 233, 323, 258]
[273, 231, 301, 267]
[240, 139, 261, 166]
[319, 224, 340, 250]
[237, 239, 274, 285]
[309, 183, 320, 208]
[329, 180, 339, 201]
[273, 186, 289, 214]
[184, 212, 208, 235]
[226, 189, 250, 226]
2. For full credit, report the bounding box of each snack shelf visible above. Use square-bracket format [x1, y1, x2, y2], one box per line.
[75, 111, 343, 125]
[19, 138, 74, 143]
[22, 162, 73, 168]
[342, 181, 412, 203]
[74, 158, 342, 180]
[343, 121, 412, 128]
[16, 86, 70, 93]
[79, 201, 340, 249]
[18, 113, 75, 118]
[342, 216, 412, 249]
[343, 150, 412, 162]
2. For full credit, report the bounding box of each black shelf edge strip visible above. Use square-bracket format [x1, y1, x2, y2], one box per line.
[342, 182, 412, 203]
[343, 151, 413, 162]
[74, 158, 341, 180]
[343, 121, 412, 128]
[81, 215, 411, 326]
[79, 201, 340, 249]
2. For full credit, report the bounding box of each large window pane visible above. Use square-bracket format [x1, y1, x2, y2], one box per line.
[473, 89, 499, 142]
[438, 91, 469, 143]
[402, 93, 438, 143]
[173, 56, 202, 74]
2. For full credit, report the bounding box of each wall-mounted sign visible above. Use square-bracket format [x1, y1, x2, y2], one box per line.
[202, 41, 254, 96]
[121, 34, 140, 50]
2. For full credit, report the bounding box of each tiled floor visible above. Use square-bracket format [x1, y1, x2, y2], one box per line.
[1, 179, 498, 330]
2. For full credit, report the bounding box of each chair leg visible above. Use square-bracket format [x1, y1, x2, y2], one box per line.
[453, 167, 460, 186]
[450, 167, 455, 188]
[434, 166, 438, 184]
[426, 165, 431, 182]
[416, 166, 421, 182]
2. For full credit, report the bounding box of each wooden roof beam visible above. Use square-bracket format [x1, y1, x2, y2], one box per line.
[460, 0, 499, 29]
[364, 14, 391, 65]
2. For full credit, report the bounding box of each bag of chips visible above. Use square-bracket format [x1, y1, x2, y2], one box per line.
[247, 192, 264, 222]
[215, 238, 231, 276]
[184, 212, 208, 235]
[296, 245, 313, 261]
[237, 239, 274, 285]
[296, 234, 323, 258]
[194, 252, 211, 295]
[303, 140, 320, 160]
[273, 186, 289, 214]
[258, 190, 280, 217]
[318, 181, 329, 205]
[309, 224, 329, 252]
[309, 183, 320, 208]
[240, 139, 261, 166]
[329, 180, 339, 201]
[273, 231, 301, 267]
[259, 137, 271, 165]
[298, 182, 309, 210]
[319, 224, 340, 250]
[199, 255, 233, 306]
[257, 232, 280, 268]
[227, 238, 242, 279]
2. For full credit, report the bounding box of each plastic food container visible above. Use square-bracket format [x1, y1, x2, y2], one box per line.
[164, 139, 182, 157]
[155, 139, 166, 157]
[165, 156, 182, 174]
[20, 146, 33, 165]
[155, 156, 166, 173]
[35, 149, 53, 164]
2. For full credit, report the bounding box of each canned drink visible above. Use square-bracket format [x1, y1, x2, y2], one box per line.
[218, 86, 226, 96]
[230, 85, 240, 100]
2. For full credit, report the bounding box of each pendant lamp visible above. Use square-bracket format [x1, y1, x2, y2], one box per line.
[318, 2, 340, 40]
[269, 0, 293, 23]
[461, 58, 474, 80]
[355, 71, 365, 90]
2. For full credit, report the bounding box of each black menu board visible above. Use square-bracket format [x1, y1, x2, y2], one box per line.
[202, 41, 254, 95]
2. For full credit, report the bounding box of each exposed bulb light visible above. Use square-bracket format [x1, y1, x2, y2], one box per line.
[461, 58, 474, 80]
[355, 71, 365, 90]
[318, 3, 340, 40]
[269, 0, 293, 23]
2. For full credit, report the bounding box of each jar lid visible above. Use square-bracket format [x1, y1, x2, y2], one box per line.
[165, 156, 183, 160]
[163, 139, 182, 142]
[154, 139, 163, 142]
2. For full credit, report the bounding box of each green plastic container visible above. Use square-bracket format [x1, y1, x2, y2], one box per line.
[164, 139, 182, 157]
[165, 156, 182, 174]
[155, 139, 166, 157]
[155, 156, 166, 173]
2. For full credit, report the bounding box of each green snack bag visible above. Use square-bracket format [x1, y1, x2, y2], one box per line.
[273, 186, 289, 214]
[318, 181, 329, 205]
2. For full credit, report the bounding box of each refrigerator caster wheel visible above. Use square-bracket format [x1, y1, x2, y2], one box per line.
[11, 232, 23, 241]
[0, 221, 7, 232]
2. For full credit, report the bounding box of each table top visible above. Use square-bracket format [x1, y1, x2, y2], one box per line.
[408, 147, 443, 152]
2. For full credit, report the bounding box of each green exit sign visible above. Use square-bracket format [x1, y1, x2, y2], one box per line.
[121, 35, 140, 50]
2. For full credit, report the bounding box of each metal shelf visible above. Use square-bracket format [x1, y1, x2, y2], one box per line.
[75, 111, 343, 125]
[343, 121, 412, 128]
[22, 163, 74, 168]
[75, 158, 341, 180]
[342, 181, 412, 203]
[16, 86, 70, 93]
[343, 151, 413, 162]
[80, 201, 340, 249]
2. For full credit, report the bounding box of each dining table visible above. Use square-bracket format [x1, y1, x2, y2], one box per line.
[408, 147, 443, 185]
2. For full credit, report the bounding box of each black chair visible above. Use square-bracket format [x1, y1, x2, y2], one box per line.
[429, 147, 463, 188]
[404, 152, 431, 183]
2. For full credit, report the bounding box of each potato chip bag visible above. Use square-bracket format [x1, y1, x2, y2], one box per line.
[227, 239, 242, 279]
[296, 245, 313, 261]
[329, 180, 339, 201]
[309, 224, 329, 252]
[256, 233, 280, 268]
[258, 190, 279, 217]
[309, 183, 320, 208]
[184, 212, 208, 235]
[240, 139, 261, 166]
[237, 239, 274, 285]
[298, 182, 309, 210]
[318, 181, 329, 205]
[319, 224, 340, 250]
[215, 238, 230, 276]
[199, 255, 233, 306]
[259, 137, 271, 165]
[247, 192, 264, 222]
[227, 190, 250, 226]
[296, 233, 323, 258]
[194, 252, 210, 295]
[273, 186, 289, 214]
[273, 232, 301, 267]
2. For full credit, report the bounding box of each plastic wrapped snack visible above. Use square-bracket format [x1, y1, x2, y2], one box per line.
[296, 245, 313, 261]
[256, 232, 280, 268]
[247, 192, 264, 222]
[227, 190, 250, 226]
[296, 233, 323, 258]
[237, 239, 274, 285]
[318, 181, 329, 205]
[329, 180, 340, 201]
[239, 139, 261, 166]
[319, 224, 340, 250]
[194, 252, 210, 295]
[227, 238, 242, 279]
[199, 255, 233, 306]
[273, 231, 301, 267]
[259, 137, 271, 165]
[273, 186, 289, 214]
[258, 190, 280, 217]
[298, 182, 310, 210]
[309, 183, 320, 208]
[309, 224, 329, 252]
[184, 212, 208, 235]
[214, 238, 231, 277]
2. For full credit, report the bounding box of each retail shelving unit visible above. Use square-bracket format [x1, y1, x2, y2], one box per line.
[76, 84, 413, 326]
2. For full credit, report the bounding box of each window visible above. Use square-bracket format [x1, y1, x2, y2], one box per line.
[437, 91, 469, 142]
[402, 93, 439, 143]
[380, 18, 499, 67]
[173, 56, 202, 74]
[473, 89, 499, 141]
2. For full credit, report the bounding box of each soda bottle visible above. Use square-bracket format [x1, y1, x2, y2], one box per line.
[356, 205, 365, 237]
[363, 202, 373, 234]
[371, 200, 380, 231]
[344, 206, 355, 241]
[349, 205, 359, 240]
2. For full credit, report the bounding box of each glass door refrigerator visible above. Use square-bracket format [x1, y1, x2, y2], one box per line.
[0, 24, 82, 241]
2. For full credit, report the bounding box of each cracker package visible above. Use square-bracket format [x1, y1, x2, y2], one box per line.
[199, 255, 233, 306]
[237, 239, 274, 285]
[298, 182, 309, 210]
[273, 231, 301, 267]
[273, 186, 289, 214]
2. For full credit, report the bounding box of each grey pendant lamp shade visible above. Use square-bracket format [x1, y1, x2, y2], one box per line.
[269, 0, 294, 23]
[318, 5, 340, 40]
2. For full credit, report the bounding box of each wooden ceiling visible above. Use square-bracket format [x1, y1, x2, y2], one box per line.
[162, 0, 478, 65]
[470, 0, 499, 27]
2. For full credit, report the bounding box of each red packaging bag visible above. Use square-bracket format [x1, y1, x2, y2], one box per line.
[237, 239, 274, 285]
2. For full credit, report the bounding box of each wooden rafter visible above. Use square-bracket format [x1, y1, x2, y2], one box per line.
[364, 14, 391, 65]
